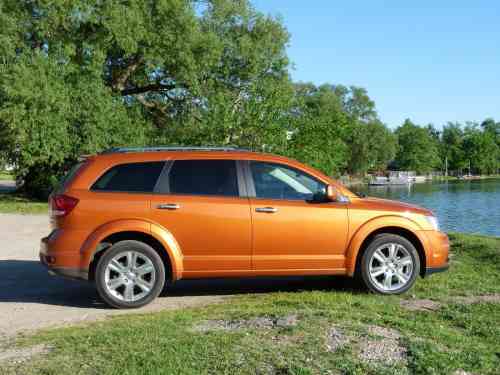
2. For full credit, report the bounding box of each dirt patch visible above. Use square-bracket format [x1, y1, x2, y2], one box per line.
[325, 327, 350, 352]
[193, 314, 298, 333]
[400, 299, 442, 312]
[452, 294, 500, 305]
[400, 294, 500, 313]
[0, 344, 52, 364]
[453, 370, 477, 375]
[359, 325, 407, 365]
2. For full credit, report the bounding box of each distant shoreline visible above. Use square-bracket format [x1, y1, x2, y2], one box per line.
[341, 174, 500, 187]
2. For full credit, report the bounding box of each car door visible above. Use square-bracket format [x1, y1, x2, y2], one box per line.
[245, 161, 348, 272]
[150, 159, 252, 276]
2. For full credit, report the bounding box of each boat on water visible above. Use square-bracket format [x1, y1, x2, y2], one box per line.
[459, 175, 482, 180]
[369, 176, 413, 186]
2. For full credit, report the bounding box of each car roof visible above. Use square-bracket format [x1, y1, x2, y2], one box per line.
[92, 148, 294, 164]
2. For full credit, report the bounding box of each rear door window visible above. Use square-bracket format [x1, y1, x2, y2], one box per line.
[168, 160, 239, 197]
[91, 162, 165, 192]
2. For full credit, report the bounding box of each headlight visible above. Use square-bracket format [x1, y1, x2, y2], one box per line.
[425, 216, 439, 231]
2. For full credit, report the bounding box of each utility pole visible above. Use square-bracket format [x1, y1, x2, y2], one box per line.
[445, 156, 448, 177]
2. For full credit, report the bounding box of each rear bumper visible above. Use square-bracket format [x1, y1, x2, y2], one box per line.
[40, 235, 89, 281]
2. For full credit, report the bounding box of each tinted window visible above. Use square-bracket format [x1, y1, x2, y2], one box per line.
[168, 160, 238, 197]
[250, 161, 326, 200]
[92, 162, 164, 192]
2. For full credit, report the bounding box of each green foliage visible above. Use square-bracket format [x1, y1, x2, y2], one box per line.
[286, 84, 396, 176]
[0, 0, 499, 196]
[0, 0, 293, 197]
[346, 120, 397, 174]
[0, 52, 150, 197]
[441, 123, 466, 171]
[394, 119, 441, 173]
[463, 124, 500, 175]
[286, 83, 350, 176]
[332, 85, 396, 175]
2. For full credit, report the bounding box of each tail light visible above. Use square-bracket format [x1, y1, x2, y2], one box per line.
[49, 194, 79, 217]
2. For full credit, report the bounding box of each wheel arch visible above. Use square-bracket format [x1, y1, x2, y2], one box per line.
[80, 219, 183, 282]
[345, 217, 428, 277]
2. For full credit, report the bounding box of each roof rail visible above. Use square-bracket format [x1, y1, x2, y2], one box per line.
[100, 146, 251, 154]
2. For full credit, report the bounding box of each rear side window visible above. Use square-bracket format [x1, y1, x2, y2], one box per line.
[168, 160, 239, 197]
[92, 162, 164, 192]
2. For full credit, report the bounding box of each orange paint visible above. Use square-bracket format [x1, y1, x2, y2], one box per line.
[40, 150, 449, 286]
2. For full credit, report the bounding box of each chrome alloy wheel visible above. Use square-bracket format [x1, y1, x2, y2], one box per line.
[368, 242, 414, 292]
[104, 251, 156, 302]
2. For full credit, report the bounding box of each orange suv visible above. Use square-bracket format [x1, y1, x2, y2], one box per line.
[40, 147, 449, 308]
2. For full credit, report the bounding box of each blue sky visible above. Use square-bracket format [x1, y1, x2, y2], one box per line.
[252, 1, 500, 129]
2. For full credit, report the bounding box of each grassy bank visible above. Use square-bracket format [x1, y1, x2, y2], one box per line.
[0, 192, 48, 214]
[4, 233, 500, 375]
[0, 171, 13, 180]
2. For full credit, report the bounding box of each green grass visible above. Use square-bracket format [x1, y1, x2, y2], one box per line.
[0, 192, 48, 214]
[4, 233, 500, 374]
[0, 171, 13, 180]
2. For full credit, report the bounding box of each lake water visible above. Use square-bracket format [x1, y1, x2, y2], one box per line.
[352, 179, 500, 237]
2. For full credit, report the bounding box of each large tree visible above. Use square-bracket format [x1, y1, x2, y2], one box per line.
[286, 83, 350, 176]
[463, 123, 499, 175]
[441, 122, 466, 173]
[0, 0, 293, 196]
[332, 85, 395, 174]
[394, 119, 441, 174]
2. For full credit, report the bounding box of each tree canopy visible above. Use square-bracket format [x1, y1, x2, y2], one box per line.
[0, 1, 498, 197]
[393, 119, 441, 174]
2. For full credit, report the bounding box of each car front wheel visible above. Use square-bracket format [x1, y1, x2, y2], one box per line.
[360, 234, 420, 294]
[95, 240, 165, 308]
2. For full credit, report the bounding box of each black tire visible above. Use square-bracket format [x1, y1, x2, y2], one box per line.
[95, 240, 166, 309]
[359, 234, 420, 295]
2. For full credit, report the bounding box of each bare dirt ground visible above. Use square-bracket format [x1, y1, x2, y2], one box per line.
[0, 213, 344, 338]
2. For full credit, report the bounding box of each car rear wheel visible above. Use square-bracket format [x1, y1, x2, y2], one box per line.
[95, 240, 165, 308]
[360, 234, 420, 294]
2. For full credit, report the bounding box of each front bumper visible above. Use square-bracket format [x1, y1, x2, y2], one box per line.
[420, 230, 450, 277]
[425, 264, 450, 276]
[40, 235, 89, 281]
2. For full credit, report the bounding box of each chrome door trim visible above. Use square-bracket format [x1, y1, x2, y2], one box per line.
[255, 207, 278, 213]
[156, 203, 180, 210]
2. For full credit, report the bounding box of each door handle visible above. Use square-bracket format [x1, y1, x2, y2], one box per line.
[157, 203, 180, 210]
[255, 207, 278, 213]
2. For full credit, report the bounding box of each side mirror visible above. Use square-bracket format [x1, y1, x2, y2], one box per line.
[326, 185, 338, 201]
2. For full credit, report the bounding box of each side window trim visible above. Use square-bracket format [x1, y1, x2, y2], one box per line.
[235, 160, 248, 197]
[241, 160, 256, 197]
[156, 159, 247, 198]
[245, 160, 327, 202]
[153, 160, 173, 194]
